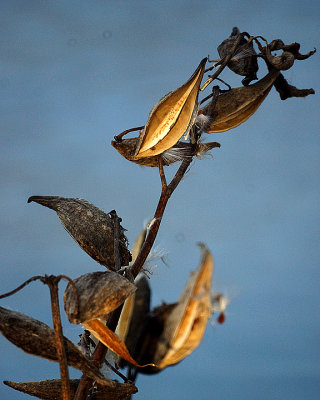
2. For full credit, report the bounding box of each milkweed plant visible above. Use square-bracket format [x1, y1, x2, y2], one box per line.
[0, 28, 315, 400]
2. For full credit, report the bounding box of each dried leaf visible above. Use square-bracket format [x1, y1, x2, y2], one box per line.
[273, 72, 315, 100]
[3, 379, 137, 400]
[0, 306, 116, 387]
[134, 58, 207, 158]
[83, 318, 154, 368]
[217, 27, 258, 86]
[64, 271, 136, 324]
[201, 68, 280, 133]
[28, 196, 131, 270]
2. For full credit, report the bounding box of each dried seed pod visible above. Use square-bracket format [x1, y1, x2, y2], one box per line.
[112, 137, 220, 167]
[201, 68, 280, 133]
[131, 302, 177, 375]
[112, 137, 195, 167]
[134, 244, 214, 373]
[4, 379, 81, 400]
[155, 243, 213, 369]
[63, 271, 153, 368]
[217, 27, 258, 86]
[28, 196, 131, 270]
[115, 275, 151, 368]
[0, 306, 113, 387]
[64, 271, 136, 324]
[4, 378, 137, 400]
[134, 58, 207, 159]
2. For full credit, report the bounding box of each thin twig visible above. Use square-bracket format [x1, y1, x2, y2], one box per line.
[0, 275, 42, 299]
[158, 156, 167, 191]
[114, 126, 145, 141]
[109, 210, 122, 271]
[104, 359, 129, 382]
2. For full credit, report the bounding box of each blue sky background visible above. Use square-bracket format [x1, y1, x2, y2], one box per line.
[1, 1, 319, 399]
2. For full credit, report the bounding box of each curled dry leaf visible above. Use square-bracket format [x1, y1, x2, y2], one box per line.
[217, 27, 258, 86]
[201, 68, 280, 133]
[134, 58, 207, 158]
[0, 306, 116, 387]
[4, 379, 137, 400]
[28, 196, 131, 270]
[112, 137, 220, 167]
[273, 72, 315, 100]
[64, 271, 136, 324]
[265, 50, 295, 71]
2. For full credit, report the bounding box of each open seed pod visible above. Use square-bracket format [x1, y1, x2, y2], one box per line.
[155, 243, 213, 369]
[134, 58, 207, 159]
[115, 275, 151, 368]
[133, 244, 214, 374]
[64, 271, 154, 368]
[64, 271, 136, 324]
[112, 137, 220, 167]
[28, 196, 131, 270]
[201, 68, 280, 133]
[217, 27, 258, 86]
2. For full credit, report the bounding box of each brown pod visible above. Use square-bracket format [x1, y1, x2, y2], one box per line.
[134, 58, 207, 158]
[201, 68, 280, 133]
[112, 137, 194, 167]
[28, 196, 131, 270]
[4, 378, 137, 399]
[64, 271, 136, 324]
[3, 379, 81, 400]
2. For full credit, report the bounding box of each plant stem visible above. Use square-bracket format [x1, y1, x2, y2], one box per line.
[73, 157, 193, 400]
[130, 157, 192, 278]
[46, 276, 71, 400]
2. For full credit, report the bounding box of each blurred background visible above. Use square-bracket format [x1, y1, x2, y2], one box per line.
[0, 1, 319, 399]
